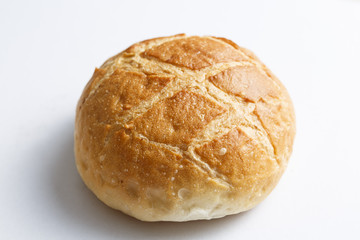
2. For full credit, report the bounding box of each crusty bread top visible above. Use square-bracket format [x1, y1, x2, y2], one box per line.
[75, 34, 295, 221]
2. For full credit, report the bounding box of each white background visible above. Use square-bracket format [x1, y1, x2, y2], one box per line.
[1, 0, 360, 239]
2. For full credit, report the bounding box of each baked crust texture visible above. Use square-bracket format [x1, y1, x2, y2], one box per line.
[75, 34, 296, 221]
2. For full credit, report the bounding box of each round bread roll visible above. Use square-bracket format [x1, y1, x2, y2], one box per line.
[74, 34, 295, 222]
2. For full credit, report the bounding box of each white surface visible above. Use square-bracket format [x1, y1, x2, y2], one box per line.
[1, 0, 360, 239]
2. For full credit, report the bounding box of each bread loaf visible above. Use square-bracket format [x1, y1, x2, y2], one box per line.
[74, 34, 296, 222]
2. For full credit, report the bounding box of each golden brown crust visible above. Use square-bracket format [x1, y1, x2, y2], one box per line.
[124, 33, 186, 53]
[254, 97, 295, 163]
[195, 127, 277, 189]
[77, 68, 106, 112]
[210, 36, 243, 50]
[141, 36, 246, 70]
[134, 89, 226, 146]
[208, 65, 278, 102]
[75, 34, 296, 222]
